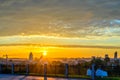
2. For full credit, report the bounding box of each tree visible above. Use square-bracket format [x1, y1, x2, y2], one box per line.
[104, 54, 110, 66]
[91, 57, 104, 69]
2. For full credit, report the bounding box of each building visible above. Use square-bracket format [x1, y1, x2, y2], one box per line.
[29, 52, 33, 62]
[104, 54, 110, 66]
[113, 51, 119, 66]
[114, 51, 118, 61]
[105, 54, 108, 58]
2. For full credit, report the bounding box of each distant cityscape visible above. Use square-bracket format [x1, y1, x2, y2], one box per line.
[0, 51, 119, 66]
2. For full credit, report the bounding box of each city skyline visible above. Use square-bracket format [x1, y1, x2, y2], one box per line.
[0, 45, 120, 58]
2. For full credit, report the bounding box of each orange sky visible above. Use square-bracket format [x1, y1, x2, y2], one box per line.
[0, 46, 119, 58]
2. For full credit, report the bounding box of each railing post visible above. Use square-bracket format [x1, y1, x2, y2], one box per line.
[11, 63, 14, 74]
[44, 64, 47, 80]
[78, 64, 80, 75]
[26, 64, 29, 75]
[55, 65, 56, 76]
[0, 64, 2, 73]
[65, 64, 69, 78]
[91, 64, 95, 80]
[19, 64, 21, 72]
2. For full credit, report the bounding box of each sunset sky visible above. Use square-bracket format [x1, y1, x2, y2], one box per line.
[0, 0, 120, 58]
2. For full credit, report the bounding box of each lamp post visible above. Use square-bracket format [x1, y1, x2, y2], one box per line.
[3, 54, 8, 69]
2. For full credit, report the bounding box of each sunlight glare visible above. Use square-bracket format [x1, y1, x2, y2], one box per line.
[43, 50, 47, 56]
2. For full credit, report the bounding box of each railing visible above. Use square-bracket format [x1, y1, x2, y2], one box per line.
[0, 63, 120, 80]
[0, 63, 90, 79]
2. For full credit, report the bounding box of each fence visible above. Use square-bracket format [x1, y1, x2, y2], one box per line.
[0, 63, 120, 80]
[0, 63, 89, 78]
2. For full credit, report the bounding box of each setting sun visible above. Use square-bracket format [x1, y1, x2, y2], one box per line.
[43, 50, 47, 56]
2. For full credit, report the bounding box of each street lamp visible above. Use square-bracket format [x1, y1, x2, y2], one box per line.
[3, 54, 8, 66]
[3, 54, 8, 72]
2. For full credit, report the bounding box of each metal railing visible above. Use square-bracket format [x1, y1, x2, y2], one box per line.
[0, 63, 120, 80]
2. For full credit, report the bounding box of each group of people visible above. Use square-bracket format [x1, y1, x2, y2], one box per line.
[87, 68, 108, 77]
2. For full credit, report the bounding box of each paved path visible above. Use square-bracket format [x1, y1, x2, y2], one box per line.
[0, 74, 89, 80]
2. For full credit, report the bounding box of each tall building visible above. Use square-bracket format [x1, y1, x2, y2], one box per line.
[29, 52, 33, 62]
[113, 51, 119, 66]
[114, 51, 118, 61]
[105, 54, 108, 59]
[104, 54, 110, 63]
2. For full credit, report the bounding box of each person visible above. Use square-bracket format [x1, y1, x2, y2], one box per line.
[86, 68, 92, 76]
[96, 68, 108, 77]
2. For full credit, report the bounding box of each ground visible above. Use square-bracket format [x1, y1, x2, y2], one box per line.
[0, 74, 88, 80]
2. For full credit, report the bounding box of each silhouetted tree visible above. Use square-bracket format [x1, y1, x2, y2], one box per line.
[104, 55, 110, 66]
[91, 57, 104, 69]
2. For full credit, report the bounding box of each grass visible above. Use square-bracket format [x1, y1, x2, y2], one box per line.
[96, 77, 120, 80]
[7, 73, 120, 80]
[13, 73, 91, 79]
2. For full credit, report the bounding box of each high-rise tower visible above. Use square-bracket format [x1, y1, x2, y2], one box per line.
[29, 52, 33, 62]
[114, 51, 118, 61]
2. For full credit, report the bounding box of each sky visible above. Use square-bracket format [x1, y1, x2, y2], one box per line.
[0, 0, 120, 58]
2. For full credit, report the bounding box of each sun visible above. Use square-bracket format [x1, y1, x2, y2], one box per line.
[43, 50, 47, 56]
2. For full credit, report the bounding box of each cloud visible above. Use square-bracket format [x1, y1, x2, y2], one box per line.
[0, 0, 120, 39]
[0, 35, 120, 47]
